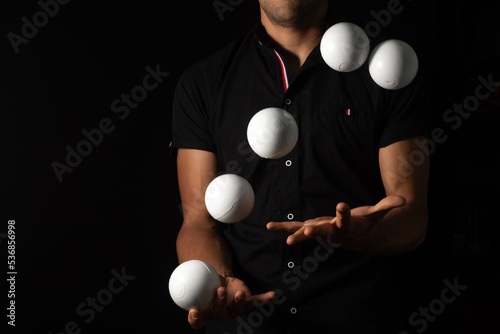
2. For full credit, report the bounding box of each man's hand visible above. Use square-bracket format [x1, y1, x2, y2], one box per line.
[266, 196, 407, 246]
[188, 276, 276, 330]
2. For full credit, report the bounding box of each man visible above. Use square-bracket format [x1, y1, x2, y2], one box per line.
[171, 0, 430, 332]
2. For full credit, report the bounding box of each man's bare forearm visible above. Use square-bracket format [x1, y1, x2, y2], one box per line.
[176, 222, 234, 277]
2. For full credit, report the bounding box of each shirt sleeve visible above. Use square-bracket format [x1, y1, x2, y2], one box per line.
[171, 65, 217, 155]
[378, 70, 431, 148]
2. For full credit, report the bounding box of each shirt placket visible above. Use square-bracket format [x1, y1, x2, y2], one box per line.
[279, 84, 304, 317]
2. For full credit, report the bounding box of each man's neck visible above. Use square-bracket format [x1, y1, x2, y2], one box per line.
[260, 7, 328, 74]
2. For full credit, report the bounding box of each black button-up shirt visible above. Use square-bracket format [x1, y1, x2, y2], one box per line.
[172, 23, 429, 333]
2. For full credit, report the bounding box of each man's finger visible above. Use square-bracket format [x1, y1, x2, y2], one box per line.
[246, 291, 277, 310]
[188, 308, 205, 330]
[336, 202, 351, 229]
[212, 287, 227, 321]
[267, 221, 303, 233]
[286, 226, 310, 245]
[229, 290, 246, 318]
[303, 223, 335, 239]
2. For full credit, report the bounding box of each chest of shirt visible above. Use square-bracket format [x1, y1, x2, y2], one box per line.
[207, 56, 387, 173]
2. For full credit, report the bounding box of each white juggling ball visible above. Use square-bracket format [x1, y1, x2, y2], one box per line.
[247, 107, 298, 159]
[368, 39, 419, 90]
[320, 22, 370, 72]
[169, 260, 221, 311]
[205, 174, 254, 223]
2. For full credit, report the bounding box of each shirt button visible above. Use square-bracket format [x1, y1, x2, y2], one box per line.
[285, 160, 292, 167]
[287, 213, 294, 220]
[290, 307, 297, 314]
[288, 261, 295, 268]
[285, 98, 292, 105]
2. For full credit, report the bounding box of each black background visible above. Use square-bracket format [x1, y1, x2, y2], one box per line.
[2, 0, 500, 333]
